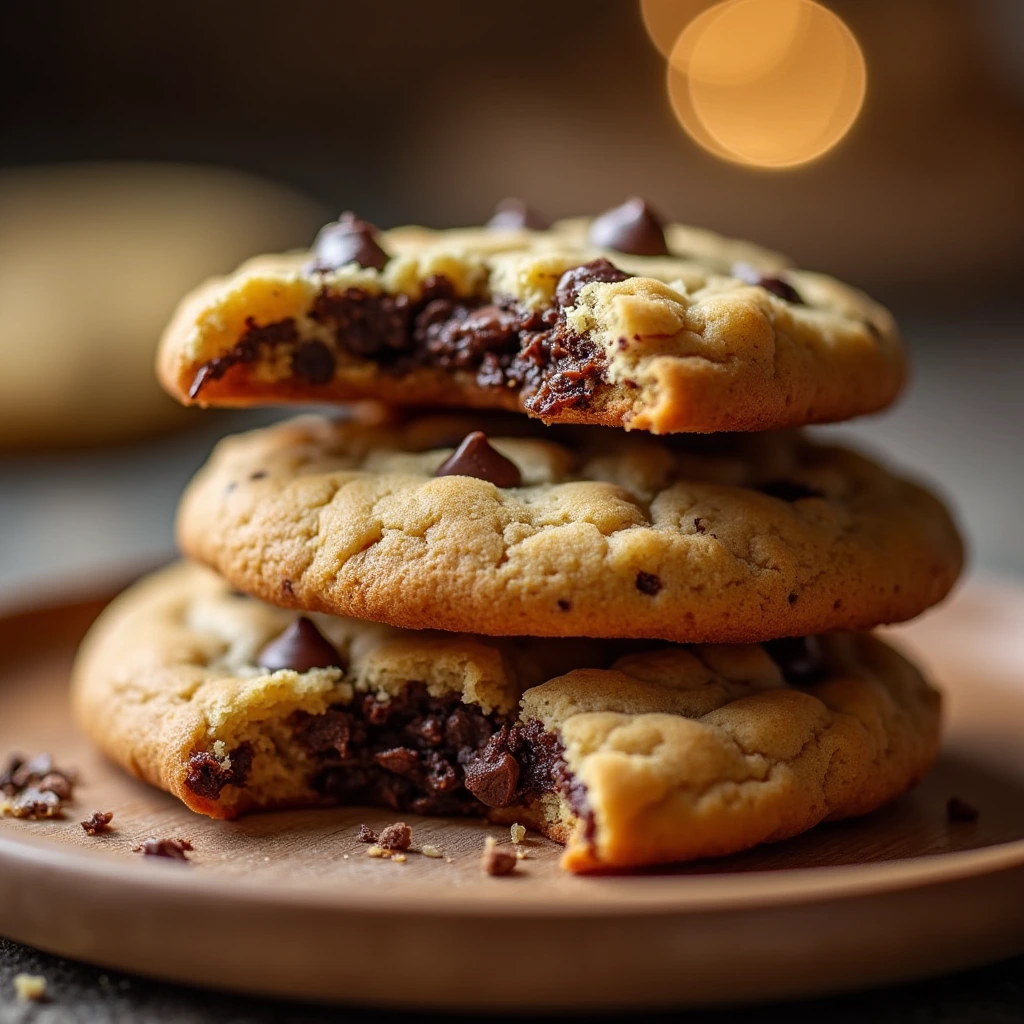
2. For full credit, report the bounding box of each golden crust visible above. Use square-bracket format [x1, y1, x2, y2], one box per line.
[157, 218, 904, 434]
[72, 563, 941, 872]
[176, 413, 963, 643]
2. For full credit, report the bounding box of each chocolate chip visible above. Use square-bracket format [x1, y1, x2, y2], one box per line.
[291, 341, 336, 385]
[357, 824, 378, 843]
[588, 198, 669, 256]
[377, 821, 412, 851]
[464, 750, 520, 808]
[81, 811, 113, 836]
[764, 637, 827, 686]
[554, 258, 630, 308]
[257, 618, 343, 673]
[184, 744, 253, 800]
[557, 599, 572, 611]
[635, 571, 662, 596]
[757, 480, 824, 502]
[435, 431, 522, 487]
[693, 517, 706, 534]
[374, 747, 421, 779]
[947, 797, 979, 823]
[487, 198, 549, 231]
[37, 772, 72, 801]
[310, 212, 390, 272]
[732, 262, 804, 305]
[134, 837, 193, 861]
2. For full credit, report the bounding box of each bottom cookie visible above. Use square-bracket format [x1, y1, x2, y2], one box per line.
[71, 563, 941, 872]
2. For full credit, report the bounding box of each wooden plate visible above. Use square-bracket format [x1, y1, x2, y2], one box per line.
[1, 577, 1023, 1010]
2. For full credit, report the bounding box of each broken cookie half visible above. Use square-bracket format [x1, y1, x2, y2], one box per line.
[157, 202, 905, 435]
[72, 562, 940, 872]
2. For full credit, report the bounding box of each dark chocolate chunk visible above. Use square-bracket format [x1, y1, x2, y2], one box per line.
[291, 340, 336, 385]
[554, 258, 630, 309]
[189, 317, 299, 398]
[764, 637, 827, 686]
[134, 837, 193, 861]
[588, 198, 669, 256]
[635, 571, 663, 596]
[377, 821, 412, 851]
[357, 824, 378, 843]
[731, 262, 804, 305]
[374, 747, 421, 779]
[463, 746, 520, 808]
[693, 517, 706, 534]
[81, 811, 113, 836]
[487, 198, 549, 231]
[310, 212, 390, 272]
[947, 797, 979, 823]
[293, 709, 356, 758]
[435, 431, 522, 487]
[257, 618, 343, 673]
[756, 479, 824, 502]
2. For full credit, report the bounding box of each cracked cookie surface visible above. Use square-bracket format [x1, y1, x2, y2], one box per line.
[176, 413, 963, 643]
[72, 562, 941, 871]
[157, 216, 905, 434]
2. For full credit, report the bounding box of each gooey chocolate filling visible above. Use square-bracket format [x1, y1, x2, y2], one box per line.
[183, 682, 591, 828]
[189, 260, 629, 417]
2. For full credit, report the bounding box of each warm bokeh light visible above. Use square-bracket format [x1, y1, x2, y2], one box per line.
[665, 0, 867, 169]
[640, 0, 714, 56]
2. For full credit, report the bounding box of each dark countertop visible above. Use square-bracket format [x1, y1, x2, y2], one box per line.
[1, 939, 1022, 1023]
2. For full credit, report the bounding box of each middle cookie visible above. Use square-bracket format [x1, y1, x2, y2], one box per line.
[178, 413, 962, 643]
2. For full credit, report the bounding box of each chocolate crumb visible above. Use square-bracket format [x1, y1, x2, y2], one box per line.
[693, 517, 706, 534]
[947, 797, 979, 823]
[377, 821, 412, 851]
[482, 836, 518, 876]
[435, 431, 522, 487]
[557, 599, 572, 611]
[635, 571, 662, 596]
[357, 824, 378, 843]
[81, 811, 114, 836]
[249, 470, 268, 480]
[134, 837, 193, 861]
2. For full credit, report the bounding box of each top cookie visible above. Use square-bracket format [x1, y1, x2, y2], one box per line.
[158, 199, 905, 434]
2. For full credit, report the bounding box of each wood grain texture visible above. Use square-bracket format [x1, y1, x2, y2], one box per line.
[0, 577, 1023, 1009]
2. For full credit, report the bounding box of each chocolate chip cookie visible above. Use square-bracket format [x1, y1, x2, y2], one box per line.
[176, 412, 962, 643]
[72, 562, 942, 872]
[157, 199, 905, 434]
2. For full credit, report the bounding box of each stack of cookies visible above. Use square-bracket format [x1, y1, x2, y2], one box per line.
[73, 199, 963, 872]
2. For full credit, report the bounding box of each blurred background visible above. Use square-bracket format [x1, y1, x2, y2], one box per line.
[1, 0, 1022, 601]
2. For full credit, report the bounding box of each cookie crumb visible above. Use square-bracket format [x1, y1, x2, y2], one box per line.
[133, 837, 193, 861]
[377, 821, 411, 851]
[482, 836, 518, 876]
[421, 844, 443, 859]
[510, 823, 526, 844]
[357, 824, 377, 843]
[366, 845, 386, 858]
[81, 811, 114, 836]
[391, 853, 407, 864]
[1, 753, 76, 819]
[515, 848, 529, 860]
[14, 974, 47, 1002]
[947, 797, 979, 823]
